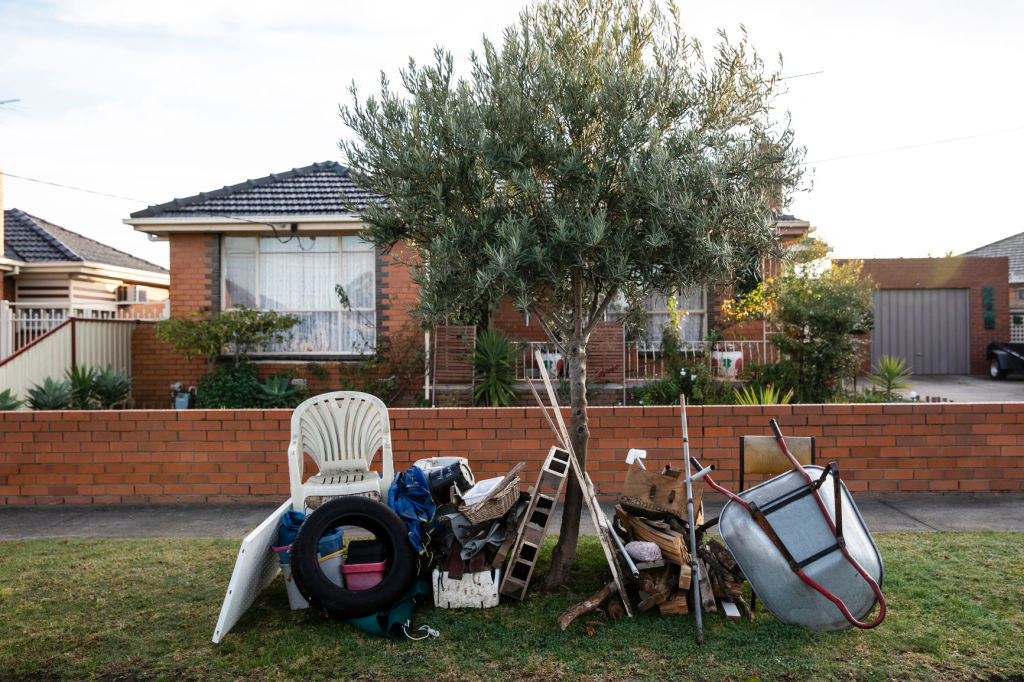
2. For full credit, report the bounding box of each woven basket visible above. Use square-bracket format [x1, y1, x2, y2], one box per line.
[458, 477, 521, 524]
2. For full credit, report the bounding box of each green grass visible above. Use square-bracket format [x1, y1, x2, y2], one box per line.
[0, 533, 1021, 680]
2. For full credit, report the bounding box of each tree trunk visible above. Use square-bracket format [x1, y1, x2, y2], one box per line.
[542, 332, 589, 589]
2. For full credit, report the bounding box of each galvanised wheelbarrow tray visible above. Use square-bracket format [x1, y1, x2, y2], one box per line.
[698, 420, 886, 631]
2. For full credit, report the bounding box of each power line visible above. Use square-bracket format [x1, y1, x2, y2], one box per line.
[805, 125, 1024, 165]
[2, 171, 153, 203]
[2, 169, 313, 248]
[778, 70, 823, 81]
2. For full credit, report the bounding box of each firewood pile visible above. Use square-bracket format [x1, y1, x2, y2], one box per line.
[558, 464, 752, 631]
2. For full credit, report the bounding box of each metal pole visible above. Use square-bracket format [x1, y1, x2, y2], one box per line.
[680, 394, 704, 645]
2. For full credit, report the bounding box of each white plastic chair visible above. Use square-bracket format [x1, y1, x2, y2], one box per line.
[288, 391, 395, 512]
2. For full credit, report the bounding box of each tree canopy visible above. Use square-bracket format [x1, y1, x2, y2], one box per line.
[340, 0, 804, 586]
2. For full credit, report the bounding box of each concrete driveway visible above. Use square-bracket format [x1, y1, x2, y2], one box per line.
[895, 374, 1024, 403]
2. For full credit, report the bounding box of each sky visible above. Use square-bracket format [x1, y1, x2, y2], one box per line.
[2, 0, 1022, 270]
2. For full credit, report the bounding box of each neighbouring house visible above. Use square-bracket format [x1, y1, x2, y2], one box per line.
[962, 231, 1024, 342]
[856, 257, 1008, 375]
[0, 207, 169, 360]
[126, 161, 809, 406]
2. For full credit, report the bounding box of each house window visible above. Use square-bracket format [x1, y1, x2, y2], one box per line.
[223, 235, 376, 354]
[1016, 287, 1024, 301]
[606, 287, 706, 350]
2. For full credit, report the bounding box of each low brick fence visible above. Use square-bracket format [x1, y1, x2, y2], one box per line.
[2, 403, 1022, 505]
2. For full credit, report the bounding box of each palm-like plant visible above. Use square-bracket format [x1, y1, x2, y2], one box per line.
[866, 355, 913, 401]
[0, 388, 22, 411]
[473, 328, 519, 407]
[27, 377, 73, 410]
[734, 384, 795, 406]
[257, 375, 300, 408]
[66, 366, 98, 409]
[93, 365, 132, 408]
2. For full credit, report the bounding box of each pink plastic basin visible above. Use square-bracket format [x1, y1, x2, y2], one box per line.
[341, 561, 386, 590]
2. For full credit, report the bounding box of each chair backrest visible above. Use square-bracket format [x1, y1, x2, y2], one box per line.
[290, 391, 393, 482]
[739, 435, 815, 490]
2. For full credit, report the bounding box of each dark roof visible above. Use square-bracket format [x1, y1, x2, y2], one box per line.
[962, 231, 1024, 282]
[3, 208, 167, 274]
[130, 161, 382, 219]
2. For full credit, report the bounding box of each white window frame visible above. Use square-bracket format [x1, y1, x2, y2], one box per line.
[605, 286, 707, 351]
[221, 234, 377, 356]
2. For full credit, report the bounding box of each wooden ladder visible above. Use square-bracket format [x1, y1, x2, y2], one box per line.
[499, 445, 572, 600]
[499, 350, 634, 616]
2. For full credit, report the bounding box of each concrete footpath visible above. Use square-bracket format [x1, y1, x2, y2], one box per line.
[1, 494, 1022, 541]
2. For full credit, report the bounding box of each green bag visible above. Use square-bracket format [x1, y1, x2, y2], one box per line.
[344, 578, 433, 640]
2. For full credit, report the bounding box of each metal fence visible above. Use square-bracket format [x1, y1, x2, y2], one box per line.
[514, 336, 779, 383]
[0, 302, 167, 361]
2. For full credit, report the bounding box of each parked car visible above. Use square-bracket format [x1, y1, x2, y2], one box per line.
[987, 342, 1024, 379]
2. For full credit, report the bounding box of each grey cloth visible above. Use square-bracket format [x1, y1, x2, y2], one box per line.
[442, 512, 507, 560]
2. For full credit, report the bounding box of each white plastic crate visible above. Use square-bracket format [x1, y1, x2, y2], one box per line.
[432, 568, 501, 609]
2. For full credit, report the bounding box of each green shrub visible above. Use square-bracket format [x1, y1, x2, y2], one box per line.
[66, 366, 98, 409]
[866, 354, 912, 401]
[632, 360, 732, 405]
[734, 384, 794, 405]
[257, 374, 302, 408]
[155, 305, 300, 374]
[195, 364, 261, 409]
[473, 328, 519, 407]
[27, 377, 73, 410]
[739, 361, 799, 397]
[93, 366, 133, 408]
[0, 388, 22, 411]
[771, 261, 874, 403]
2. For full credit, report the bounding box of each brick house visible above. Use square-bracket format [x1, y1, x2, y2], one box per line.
[126, 161, 809, 406]
[856, 257, 1008, 375]
[963, 232, 1024, 343]
[1, 208, 168, 314]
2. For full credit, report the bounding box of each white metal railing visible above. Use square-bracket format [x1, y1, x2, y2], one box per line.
[516, 341, 567, 381]
[0, 302, 166, 361]
[625, 337, 779, 381]
[626, 340, 706, 380]
[1011, 313, 1024, 343]
[0, 318, 137, 403]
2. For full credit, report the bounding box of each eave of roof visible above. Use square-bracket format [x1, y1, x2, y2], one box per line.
[13, 260, 170, 287]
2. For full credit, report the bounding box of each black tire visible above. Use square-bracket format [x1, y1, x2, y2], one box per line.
[990, 357, 1007, 380]
[290, 496, 416, 618]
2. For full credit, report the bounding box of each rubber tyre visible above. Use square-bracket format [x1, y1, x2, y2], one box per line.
[290, 496, 416, 618]
[990, 357, 1007, 380]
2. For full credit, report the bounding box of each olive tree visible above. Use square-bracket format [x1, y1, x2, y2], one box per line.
[340, 0, 803, 587]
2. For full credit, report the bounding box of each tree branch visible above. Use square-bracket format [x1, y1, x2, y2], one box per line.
[583, 284, 619, 337]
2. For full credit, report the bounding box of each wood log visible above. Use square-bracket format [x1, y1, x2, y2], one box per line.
[606, 595, 626, 620]
[659, 592, 690, 615]
[557, 581, 618, 631]
[637, 567, 673, 611]
[697, 558, 717, 613]
[615, 505, 689, 565]
[678, 563, 692, 590]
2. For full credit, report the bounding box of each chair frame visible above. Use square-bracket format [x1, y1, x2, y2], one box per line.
[738, 435, 815, 491]
[287, 391, 395, 512]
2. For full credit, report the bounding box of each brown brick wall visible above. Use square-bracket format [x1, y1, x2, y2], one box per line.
[858, 257, 1009, 375]
[134, 237, 427, 405]
[2, 403, 1021, 504]
[168, 234, 219, 317]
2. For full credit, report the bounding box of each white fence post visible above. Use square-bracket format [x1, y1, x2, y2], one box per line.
[0, 300, 10, 361]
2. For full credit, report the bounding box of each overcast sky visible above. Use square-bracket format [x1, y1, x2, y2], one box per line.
[2, 0, 1022, 270]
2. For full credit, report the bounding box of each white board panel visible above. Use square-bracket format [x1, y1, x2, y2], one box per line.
[212, 500, 291, 644]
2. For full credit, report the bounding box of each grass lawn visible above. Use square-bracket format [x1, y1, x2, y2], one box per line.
[0, 532, 1021, 681]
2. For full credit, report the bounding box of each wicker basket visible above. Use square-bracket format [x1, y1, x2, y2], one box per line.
[457, 477, 521, 524]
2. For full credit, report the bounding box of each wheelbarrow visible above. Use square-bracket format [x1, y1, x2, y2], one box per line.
[692, 420, 886, 631]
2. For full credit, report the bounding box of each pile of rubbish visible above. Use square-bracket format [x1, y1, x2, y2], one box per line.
[268, 455, 530, 639]
[213, 355, 885, 644]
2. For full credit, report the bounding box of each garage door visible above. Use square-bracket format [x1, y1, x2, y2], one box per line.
[872, 289, 969, 374]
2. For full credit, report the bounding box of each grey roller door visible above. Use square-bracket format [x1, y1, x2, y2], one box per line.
[872, 289, 969, 374]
